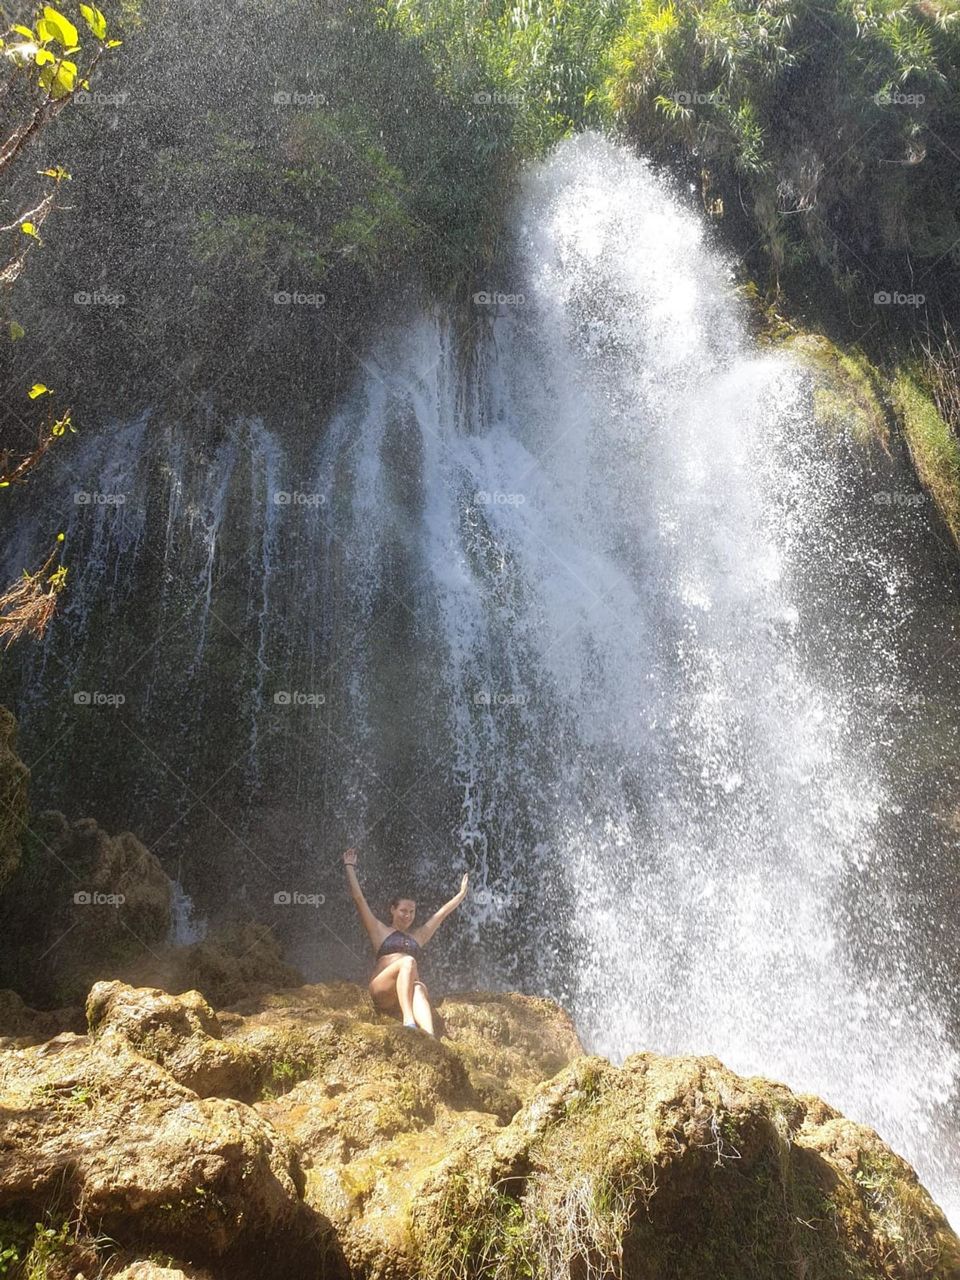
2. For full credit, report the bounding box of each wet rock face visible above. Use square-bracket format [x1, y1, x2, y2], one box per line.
[0, 809, 174, 1006]
[0, 705, 29, 891]
[0, 981, 956, 1280]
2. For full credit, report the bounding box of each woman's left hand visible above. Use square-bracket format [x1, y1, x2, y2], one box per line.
[459, 873, 469, 898]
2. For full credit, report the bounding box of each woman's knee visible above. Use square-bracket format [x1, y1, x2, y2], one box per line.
[398, 954, 417, 974]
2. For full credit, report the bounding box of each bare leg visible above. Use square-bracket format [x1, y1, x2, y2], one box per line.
[412, 981, 434, 1036]
[369, 956, 417, 1023]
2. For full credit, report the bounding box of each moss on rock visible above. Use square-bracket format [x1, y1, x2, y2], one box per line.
[412, 1053, 960, 1280]
[891, 370, 960, 545]
[783, 333, 892, 452]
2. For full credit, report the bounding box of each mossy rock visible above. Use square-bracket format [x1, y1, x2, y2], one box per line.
[891, 370, 960, 546]
[412, 1054, 960, 1280]
[1, 982, 955, 1280]
[783, 333, 891, 452]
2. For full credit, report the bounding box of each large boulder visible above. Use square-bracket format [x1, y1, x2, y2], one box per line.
[86, 980, 259, 1100]
[413, 1053, 960, 1280]
[0, 1023, 337, 1278]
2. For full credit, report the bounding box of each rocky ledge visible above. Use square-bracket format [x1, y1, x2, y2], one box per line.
[0, 981, 957, 1280]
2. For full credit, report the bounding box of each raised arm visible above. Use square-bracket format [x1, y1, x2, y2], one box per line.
[343, 848, 389, 950]
[413, 874, 468, 946]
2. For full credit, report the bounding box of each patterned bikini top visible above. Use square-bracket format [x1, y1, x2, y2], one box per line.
[375, 929, 422, 960]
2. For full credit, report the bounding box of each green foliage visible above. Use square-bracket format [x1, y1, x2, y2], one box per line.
[603, 0, 960, 317]
[0, 1219, 72, 1280]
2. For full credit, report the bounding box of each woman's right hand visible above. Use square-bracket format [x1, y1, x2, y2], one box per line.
[343, 847, 358, 867]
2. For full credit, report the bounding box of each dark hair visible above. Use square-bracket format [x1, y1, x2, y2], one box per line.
[389, 894, 416, 909]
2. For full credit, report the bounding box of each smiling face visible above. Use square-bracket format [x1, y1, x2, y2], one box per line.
[390, 898, 416, 930]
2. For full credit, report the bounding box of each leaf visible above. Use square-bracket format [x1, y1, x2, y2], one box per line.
[79, 3, 107, 39]
[36, 6, 79, 48]
[13, 24, 35, 38]
[28, 383, 52, 399]
[8, 321, 25, 340]
[21, 222, 40, 239]
[38, 57, 77, 99]
[34, 47, 56, 65]
[106, 39, 122, 48]
[39, 165, 70, 180]
[51, 411, 72, 436]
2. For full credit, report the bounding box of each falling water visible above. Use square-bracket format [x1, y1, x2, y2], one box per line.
[4, 132, 958, 1222]
[311, 132, 960, 1223]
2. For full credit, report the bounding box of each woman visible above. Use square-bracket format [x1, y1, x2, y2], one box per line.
[343, 847, 468, 1035]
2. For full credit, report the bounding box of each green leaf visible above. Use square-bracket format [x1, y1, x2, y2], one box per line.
[36, 6, 79, 48]
[28, 383, 52, 399]
[38, 57, 77, 99]
[8, 321, 25, 340]
[79, 3, 107, 39]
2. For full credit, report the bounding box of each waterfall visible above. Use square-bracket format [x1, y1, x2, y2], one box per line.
[3, 132, 958, 1223]
[311, 132, 960, 1223]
